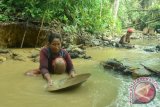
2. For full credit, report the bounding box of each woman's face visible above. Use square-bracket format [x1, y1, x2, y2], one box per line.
[49, 38, 61, 53]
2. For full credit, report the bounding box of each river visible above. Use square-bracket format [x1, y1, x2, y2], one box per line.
[0, 38, 160, 107]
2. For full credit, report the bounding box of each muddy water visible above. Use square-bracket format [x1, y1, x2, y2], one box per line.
[132, 38, 160, 46]
[0, 48, 120, 107]
[0, 38, 160, 107]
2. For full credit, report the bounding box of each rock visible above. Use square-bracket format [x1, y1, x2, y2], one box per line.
[104, 59, 123, 68]
[91, 39, 101, 46]
[72, 48, 84, 54]
[130, 36, 141, 39]
[66, 45, 87, 59]
[35, 48, 41, 51]
[0, 56, 7, 62]
[156, 45, 160, 51]
[124, 45, 135, 49]
[122, 44, 135, 49]
[0, 49, 10, 53]
[115, 43, 122, 48]
[11, 52, 18, 57]
[28, 52, 39, 58]
[132, 67, 152, 78]
[141, 58, 160, 75]
[148, 28, 155, 36]
[32, 56, 39, 62]
[112, 42, 116, 47]
[102, 59, 134, 75]
[69, 52, 79, 59]
[82, 55, 92, 59]
[143, 48, 155, 52]
[13, 56, 26, 61]
[114, 43, 134, 49]
[10, 52, 26, 61]
[102, 58, 160, 78]
[103, 41, 110, 46]
[156, 29, 160, 33]
[77, 44, 86, 50]
[102, 36, 112, 41]
[28, 51, 39, 62]
[143, 27, 149, 35]
[119, 66, 137, 75]
[102, 58, 153, 76]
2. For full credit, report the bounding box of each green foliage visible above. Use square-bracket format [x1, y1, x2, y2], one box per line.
[2, 0, 159, 34]
[136, 1, 160, 29]
[1, 0, 119, 34]
[0, 14, 9, 21]
[118, 0, 160, 30]
[63, 25, 77, 33]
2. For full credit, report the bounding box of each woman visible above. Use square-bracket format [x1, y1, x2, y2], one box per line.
[26, 32, 76, 87]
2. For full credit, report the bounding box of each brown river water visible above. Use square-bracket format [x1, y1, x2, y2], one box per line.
[0, 39, 160, 107]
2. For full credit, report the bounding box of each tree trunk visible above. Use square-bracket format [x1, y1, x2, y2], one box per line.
[20, 20, 28, 48]
[100, 0, 103, 21]
[113, 0, 120, 21]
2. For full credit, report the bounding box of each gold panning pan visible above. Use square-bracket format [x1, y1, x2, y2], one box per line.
[47, 73, 91, 92]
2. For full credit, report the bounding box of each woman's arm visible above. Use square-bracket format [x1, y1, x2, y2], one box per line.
[40, 48, 53, 86]
[64, 50, 76, 77]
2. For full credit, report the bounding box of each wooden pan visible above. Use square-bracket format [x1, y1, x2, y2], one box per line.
[47, 73, 91, 92]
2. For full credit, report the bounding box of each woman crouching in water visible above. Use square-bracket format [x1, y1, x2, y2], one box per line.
[25, 32, 76, 87]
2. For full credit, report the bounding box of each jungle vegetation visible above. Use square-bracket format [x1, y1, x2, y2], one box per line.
[0, 0, 160, 34]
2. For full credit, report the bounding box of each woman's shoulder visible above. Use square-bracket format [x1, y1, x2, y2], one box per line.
[61, 48, 68, 53]
[40, 47, 48, 53]
[60, 48, 69, 57]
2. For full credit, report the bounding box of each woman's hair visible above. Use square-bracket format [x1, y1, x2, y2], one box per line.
[48, 32, 62, 44]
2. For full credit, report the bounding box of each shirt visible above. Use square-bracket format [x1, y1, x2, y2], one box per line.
[119, 35, 130, 44]
[39, 47, 74, 75]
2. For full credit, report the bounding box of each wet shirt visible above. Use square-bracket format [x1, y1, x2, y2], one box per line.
[39, 47, 74, 75]
[119, 35, 130, 44]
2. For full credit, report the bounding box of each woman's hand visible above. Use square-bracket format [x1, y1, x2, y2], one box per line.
[47, 80, 53, 87]
[69, 71, 76, 78]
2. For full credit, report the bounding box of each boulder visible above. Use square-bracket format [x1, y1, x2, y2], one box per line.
[32, 56, 39, 62]
[143, 48, 155, 52]
[0, 56, 7, 62]
[103, 58, 123, 68]
[132, 67, 152, 78]
[143, 27, 149, 35]
[69, 52, 79, 59]
[0, 49, 10, 53]
[103, 41, 110, 46]
[122, 44, 135, 49]
[141, 58, 160, 75]
[101, 59, 134, 75]
[156, 45, 160, 51]
[81, 55, 92, 59]
[115, 43, 135, 49]
[10, 52, 26, 61]
[102, 58, 153, 77]
[91, 39, 101, 46]
[28, 51, 39, 58]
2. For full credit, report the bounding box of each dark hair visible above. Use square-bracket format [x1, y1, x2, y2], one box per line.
[48, 32, 62, 44]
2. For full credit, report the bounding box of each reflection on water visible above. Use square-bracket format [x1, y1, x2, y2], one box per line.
[0, 38, 160, 107]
